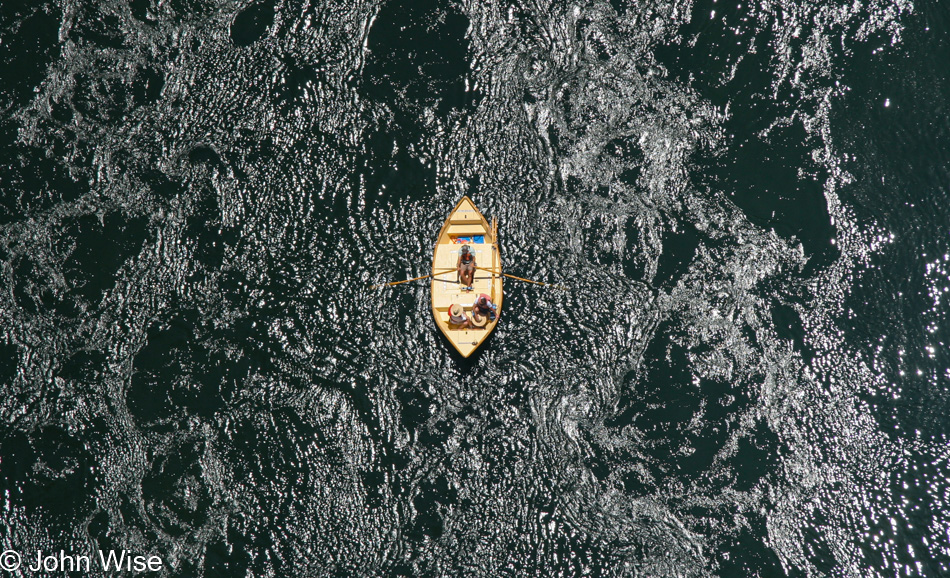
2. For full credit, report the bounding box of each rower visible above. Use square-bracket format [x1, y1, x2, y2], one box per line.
[457, 244, 476, 290]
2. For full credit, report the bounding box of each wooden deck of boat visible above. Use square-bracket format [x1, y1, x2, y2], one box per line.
[431, 197, 502, 357]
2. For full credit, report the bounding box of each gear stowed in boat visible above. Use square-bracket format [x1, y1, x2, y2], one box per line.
[430, 197, 502, 357]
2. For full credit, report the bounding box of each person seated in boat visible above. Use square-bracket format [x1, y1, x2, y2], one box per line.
[472, 293, 497, 323]
[457, 244, 476, 290]
[448, 303, 472, 328]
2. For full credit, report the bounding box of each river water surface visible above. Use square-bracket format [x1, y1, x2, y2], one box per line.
[2, 0, 949, 576]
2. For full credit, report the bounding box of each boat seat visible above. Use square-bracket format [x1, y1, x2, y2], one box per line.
[449, 210, 480, 224]
[448, 224, 487, 236]
[434, 252, 458, 271]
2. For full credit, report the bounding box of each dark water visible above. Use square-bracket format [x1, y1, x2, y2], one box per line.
[1, 0, 948, 575]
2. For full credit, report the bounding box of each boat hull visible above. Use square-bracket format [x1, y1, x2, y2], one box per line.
[430, 197, 502, 357]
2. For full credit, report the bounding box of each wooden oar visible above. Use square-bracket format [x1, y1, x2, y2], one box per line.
[435, 277, 493, 285]
[476, 267, 566, 289]
[371, 268, 456, 289]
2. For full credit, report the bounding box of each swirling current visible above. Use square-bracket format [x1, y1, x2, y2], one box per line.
[2, 0, 949, 576]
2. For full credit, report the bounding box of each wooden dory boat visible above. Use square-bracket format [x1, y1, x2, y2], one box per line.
[431, 197, 502, 357]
